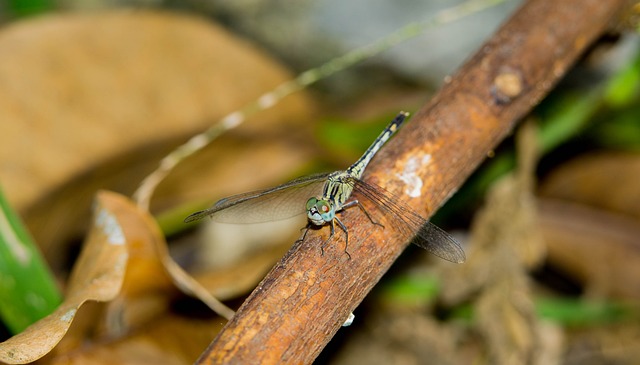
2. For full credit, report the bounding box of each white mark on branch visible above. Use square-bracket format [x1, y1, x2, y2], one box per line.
[396, 154, 432, 198]
[342, 312, 355, 327]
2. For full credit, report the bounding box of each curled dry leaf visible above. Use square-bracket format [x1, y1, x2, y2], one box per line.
[0, 192, 129, 364]
[103, 190, 234, 335]
[0, 191, 234, 363]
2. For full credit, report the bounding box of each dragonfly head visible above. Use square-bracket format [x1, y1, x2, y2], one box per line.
[306, 197, 335, 226]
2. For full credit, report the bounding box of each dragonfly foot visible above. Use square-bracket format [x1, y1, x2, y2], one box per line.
[319, 240, 351, 259]
[295, 226, 311, 244]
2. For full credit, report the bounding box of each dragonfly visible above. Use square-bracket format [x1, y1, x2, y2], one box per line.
[185, 112, 465, 263]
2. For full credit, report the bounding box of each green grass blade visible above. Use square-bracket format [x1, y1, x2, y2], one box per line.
[0, 185, 62, 334]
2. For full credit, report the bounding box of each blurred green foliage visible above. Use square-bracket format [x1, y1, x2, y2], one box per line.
[317, 112, 402, 163]
[377, 273, 441, 306]
[7, 0, 54, 17]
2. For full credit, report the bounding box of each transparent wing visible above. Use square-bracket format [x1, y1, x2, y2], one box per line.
[349, 177, 466, 263]
[184, 173, 329, 224]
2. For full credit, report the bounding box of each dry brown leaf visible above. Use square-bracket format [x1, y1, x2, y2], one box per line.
[48, 313, 226, 365]
[539, 198, 640, 299]
[538, 152, 640, 299]
[99, 190, 233, 335]
[0, 190, 235, 364]
[0, 10, 315, 267]
[0, 191, 130, 364]
[101, 192, 179, 336]
[564, 323, 640, 364]
[539, 152, 640, 219]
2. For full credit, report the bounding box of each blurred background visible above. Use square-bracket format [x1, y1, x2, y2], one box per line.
[0, 0, 639, 364]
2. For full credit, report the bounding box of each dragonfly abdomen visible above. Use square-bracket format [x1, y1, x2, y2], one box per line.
[346, 111, 408, 179]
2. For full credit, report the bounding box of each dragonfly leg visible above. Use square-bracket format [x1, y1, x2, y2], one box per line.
[319, 219, 351, 259]
[320, 221, 335, 256]
[341, 199, 384, 228]
[295, 225, 311, 244]
[332, 217, 351, 260]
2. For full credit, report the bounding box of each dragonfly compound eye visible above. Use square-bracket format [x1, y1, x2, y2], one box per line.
[306, 197, 318, 211]
[318, 200, 331, 213]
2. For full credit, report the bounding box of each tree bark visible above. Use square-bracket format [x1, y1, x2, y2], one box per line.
[197, 0, 630, 363]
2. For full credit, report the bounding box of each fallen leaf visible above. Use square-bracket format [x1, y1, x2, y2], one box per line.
[48, 313, 226, 365]
[0, 192, 129, 363]
[539, 152, 640, 219]
[97, 190, 234, 337]
[539, 198, 640, 299]
[0, 190, 235, 363]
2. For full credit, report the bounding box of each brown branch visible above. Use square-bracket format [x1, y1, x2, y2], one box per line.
[196, 0, 630, 363]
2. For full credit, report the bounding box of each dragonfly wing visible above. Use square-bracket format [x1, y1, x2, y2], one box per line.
[349, 177, 465, 263]
[184, 173, 330, 224]
[412, 221, 466, 263]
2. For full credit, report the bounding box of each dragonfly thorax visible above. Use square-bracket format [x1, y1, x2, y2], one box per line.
[306, 197, 335, 226]
[323, 171, 356, 208]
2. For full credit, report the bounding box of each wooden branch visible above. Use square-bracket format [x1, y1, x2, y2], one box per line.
[197, 0, 629, 363]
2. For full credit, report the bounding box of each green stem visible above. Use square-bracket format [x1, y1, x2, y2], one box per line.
[0, 185, 62, 334]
